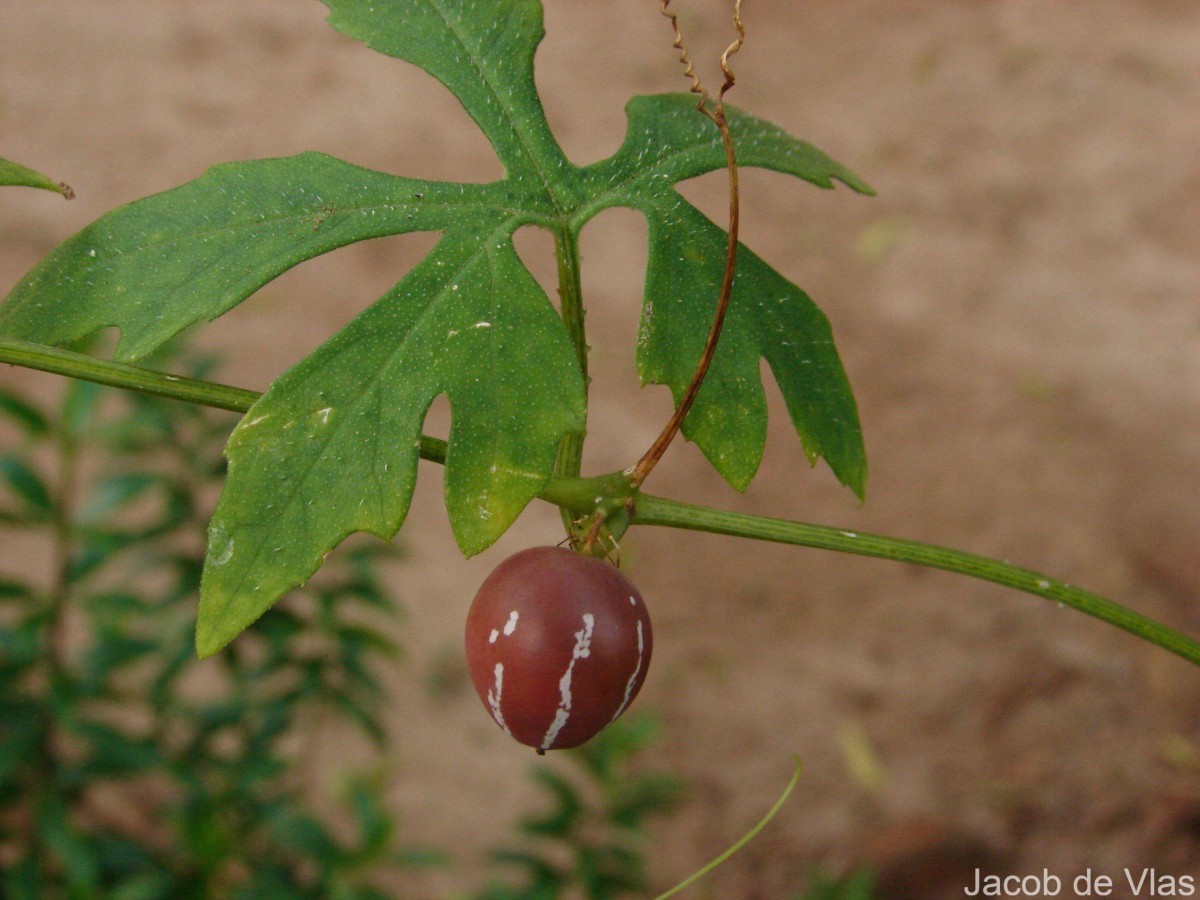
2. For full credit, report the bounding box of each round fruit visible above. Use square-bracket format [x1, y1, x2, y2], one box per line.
[465, 546, 653, 752]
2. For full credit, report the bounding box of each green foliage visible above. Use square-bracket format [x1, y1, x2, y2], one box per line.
[794, 868, 877, 899]
[0, 345, 694, 896]
[0, 0, 869, 655]
[0, 157, 71, 197]
[0, 349, 424, 898]
[471, 714, 684, 900]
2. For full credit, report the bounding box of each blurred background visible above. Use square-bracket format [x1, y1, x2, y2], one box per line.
[2, 1, 1198, 896]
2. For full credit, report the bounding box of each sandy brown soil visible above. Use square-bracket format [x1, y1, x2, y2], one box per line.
[2, 2, 1199, 897]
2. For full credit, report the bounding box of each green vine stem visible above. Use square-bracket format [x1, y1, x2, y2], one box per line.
[653, 755, 802, 900]
[0, 339, 258, 413]
[4, 338, 1198, 668]
[633, 492, 1200, 668]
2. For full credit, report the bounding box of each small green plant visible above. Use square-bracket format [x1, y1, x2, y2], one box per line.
[0, 345, 417, 898]
[792, 869, 876, 900]
[470, 714, 683, 900]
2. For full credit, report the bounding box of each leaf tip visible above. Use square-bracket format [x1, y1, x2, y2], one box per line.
[847, 177, 876, 197]
[842, 458, 868, 504]
[193, 621, 226, 660]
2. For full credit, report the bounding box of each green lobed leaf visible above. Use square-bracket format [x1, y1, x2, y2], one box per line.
[196, 233, 584, 656]
[320, 0, 572, 192]
[1, 1, 871, 655]
[576, 93, 872, 216]
[0, 153, 545, 361]
[579, 94, 871, 495]
[639, 198, 866, 495]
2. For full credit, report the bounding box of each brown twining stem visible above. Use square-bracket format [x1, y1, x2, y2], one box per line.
[626, 0, 745, 491]
[581, 2, 744, 557]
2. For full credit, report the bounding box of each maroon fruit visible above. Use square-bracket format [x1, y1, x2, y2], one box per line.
[465, 546, 653, 752]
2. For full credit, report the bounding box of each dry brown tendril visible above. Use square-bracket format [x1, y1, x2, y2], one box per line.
[625, 1, 744, 487]
[582, 2, 745, 556]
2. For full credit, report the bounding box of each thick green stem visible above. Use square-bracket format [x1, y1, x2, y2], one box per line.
[4, 339, 1198, 668]
[0, 340, 258, 412]
[0, 339, 451, 463]
[551, 227, 589, 534]
[633, 493, 1200, 668]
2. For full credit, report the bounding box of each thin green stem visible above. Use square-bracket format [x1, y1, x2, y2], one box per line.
[633, 493, 1200, 668]
[4, 339, 1197, 668]
[552, 227, 589, 534]
[653, 756, 801, 900]
[48, 410, 76, 674]
[33, 397, 79, 876]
